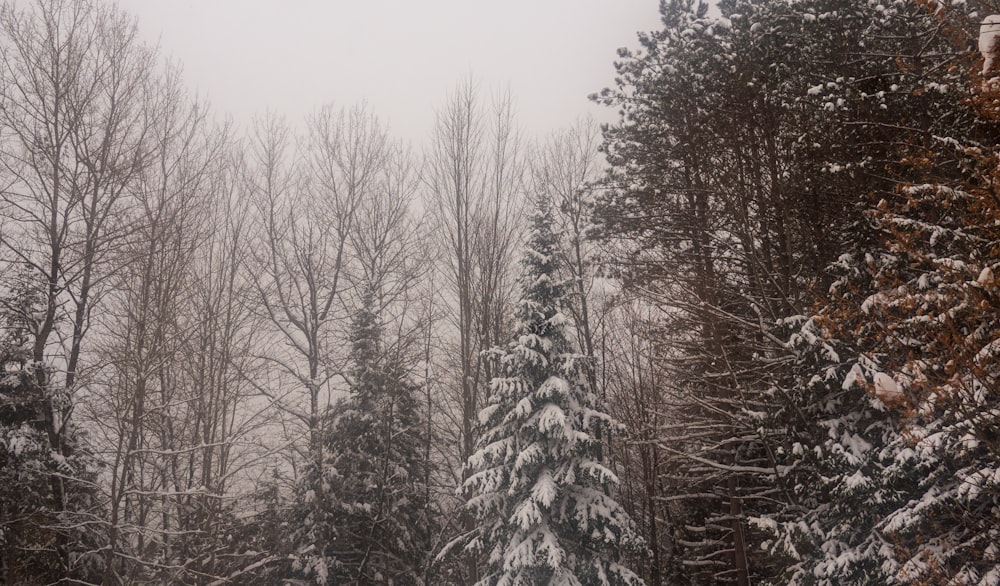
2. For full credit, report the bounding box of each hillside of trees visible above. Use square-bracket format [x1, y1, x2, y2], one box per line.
[2, 0, 1000, 584]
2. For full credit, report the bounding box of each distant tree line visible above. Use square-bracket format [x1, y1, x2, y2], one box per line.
[1, 0, 999, 584]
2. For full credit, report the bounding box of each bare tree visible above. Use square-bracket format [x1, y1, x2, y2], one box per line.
[530, 116, 604, 392]
[88, 69, 229, 582]
[424, 77, 524, 581]
[0, 0, 156, 576]
[246, 104, 387, 476]
[176, 143, 274, 583]
[602, 300, 676, 586]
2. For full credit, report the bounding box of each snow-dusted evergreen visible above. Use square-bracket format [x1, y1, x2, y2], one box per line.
[594, 0, 987, 582]
[765, 130, 1000, 585]
[462, 194, 644, 586]
[759, 316, 919, 585]
[0, 271, 102, 583]
[836, 133, 1000, 583]
[291, 286, 431, 585]
[0, 274, 65, 582]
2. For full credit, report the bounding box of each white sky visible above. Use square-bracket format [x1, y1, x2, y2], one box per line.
[116, 0, 661, 143]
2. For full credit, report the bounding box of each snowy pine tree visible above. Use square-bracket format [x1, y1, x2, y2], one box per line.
[846, 121, 1000, 585]
[0, 272, 60, 584]
[291, 285, 431, 585]
[757, 313, 919, 585]
[746, 3, 992, 582]
[462, 194, 644, 586]
[0, 269, 103, 584]
[595, 0, 986, 582]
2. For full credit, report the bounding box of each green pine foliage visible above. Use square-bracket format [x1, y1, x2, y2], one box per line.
[291, 286, 431, 585]
[462, 195, 645, 586]
[0, 271, 103, 584]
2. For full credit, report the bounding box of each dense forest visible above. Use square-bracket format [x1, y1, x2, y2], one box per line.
[2, 0, 1000, 584]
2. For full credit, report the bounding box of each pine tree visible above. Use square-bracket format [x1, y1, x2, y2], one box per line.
[0, 272, 57, 584]
[757, 313, 918, 585]
[595, 0, 984, 582]
[0, 270, 103, 584]
[749, 3, 990, 583]
[462, 194, 644, 586]
[594, 0, 841, 579]
[827, 98, 1000, 584]
[292, 285, 431, 585]
[765, 121, 1000, 586]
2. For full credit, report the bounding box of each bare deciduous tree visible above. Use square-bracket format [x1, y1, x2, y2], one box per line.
[246, 104, 388, 475]
[531, 116, 604, 392]
[90, 71, 230, 582]
[425, 77, 524, 582]
[0, 0, 156, 576]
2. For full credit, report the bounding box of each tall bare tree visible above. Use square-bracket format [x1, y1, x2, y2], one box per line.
[89, 70, 231, 582]
[176, 143, 273, 584]
[531, 116, 604, 392]
[246, 104, 388, 478]
[425, 77, 524, 582]
[0, 0, 156, 577]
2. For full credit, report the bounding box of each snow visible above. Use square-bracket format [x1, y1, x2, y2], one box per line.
[974, 338, 1000, 364]
[2, 426, 43, 458]
[980, 15, 1000, 74]
[873, 372, 904, 406]
[515, 397, 532, 418]
[531, 469, 558, 507]
[861, 292, 886, 314]
[511, 499, 543, 529]
[537, 375, 570, 399]
[536, 403, 569, 435]
[514, 443, 545, 471]
[923, 82, 949, 94]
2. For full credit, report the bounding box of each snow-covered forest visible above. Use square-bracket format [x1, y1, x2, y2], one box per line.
[2, 0, 1000, 584]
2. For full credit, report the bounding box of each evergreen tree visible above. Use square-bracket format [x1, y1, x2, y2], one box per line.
[0, 270, 103, 584]
[758, 314, 918, 585]
[869, 161, 1000, 584]
[799, 87, 1000, 584]
[462, 194, 644, 586]
[595, 0, 849, 579]
[0, 273, 57, 584]
[292, 286, 431, 585]
[750, 4, 989, 584]
[594, 0, 982, 582]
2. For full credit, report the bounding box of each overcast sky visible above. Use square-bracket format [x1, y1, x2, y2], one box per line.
[115, 0, 661, 143]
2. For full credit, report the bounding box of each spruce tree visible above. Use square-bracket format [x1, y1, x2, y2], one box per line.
[292, 285, 431, 585]
[462, 195, 644, 586]
[0, 273, 58, 584]
[0, 270, 103, 584]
